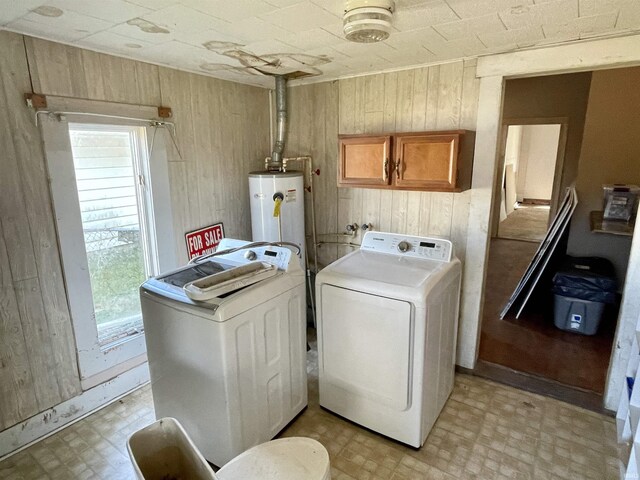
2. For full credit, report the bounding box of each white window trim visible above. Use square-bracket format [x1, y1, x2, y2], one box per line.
[40, 98, 177, 389]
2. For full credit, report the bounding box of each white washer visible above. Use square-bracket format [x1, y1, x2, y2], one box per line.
[316, 231, 461, 447]
[140, 239, 307, 467]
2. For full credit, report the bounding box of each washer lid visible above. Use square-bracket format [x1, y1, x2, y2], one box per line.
[216, 437, 330, 480]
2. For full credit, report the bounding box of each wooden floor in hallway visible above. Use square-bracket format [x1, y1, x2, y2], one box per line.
[479, 238, 616, 396]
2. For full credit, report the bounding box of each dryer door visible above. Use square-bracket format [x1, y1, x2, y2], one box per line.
[320, 285, 412, 410]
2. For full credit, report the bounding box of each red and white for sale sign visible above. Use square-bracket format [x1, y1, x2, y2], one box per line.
[185, 223, 224, 260]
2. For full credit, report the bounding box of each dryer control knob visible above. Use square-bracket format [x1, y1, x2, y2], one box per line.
[397, 241, 411, 253]
[244, 250, 257, 261]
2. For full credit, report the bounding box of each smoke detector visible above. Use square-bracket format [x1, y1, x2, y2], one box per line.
[343, 0, 395, 43]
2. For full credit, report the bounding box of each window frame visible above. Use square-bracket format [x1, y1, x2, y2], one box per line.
[68, 123, 156, 345]
[40, 102, 176, 389]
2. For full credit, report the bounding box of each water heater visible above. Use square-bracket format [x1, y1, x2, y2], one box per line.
[249, 171, 305, 264]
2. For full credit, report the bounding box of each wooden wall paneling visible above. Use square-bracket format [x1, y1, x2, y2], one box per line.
[103, 55, 138, 104]
[228, 111, 246, 239]
[405, 192, 422, 235]
[336, 189, 353, 258]
[206, 77, 225, 225]
[395, 70, 415, 132]
[411, 67, 429, 131]
[158, 68, 198, 165]
[296, 85, 315, 157]
[418, 192, 433, 236]
[296, 85, 316, 245]
[27, 37, 162, 106]
[390, 191, 409, 232]
[382, 72, 398, 132]
[217, 78, 239, 234]
[243, 82, 270, 239]
[24, 37, 87, 98]
[78, 50, 108, 101]
[428, 193, 454, 237]
[182, 73, 205, 233]
[364, 111, 384, 134]
[0, 220, 39, 430]
[436, 62, 464, 130]
[134, 61, 162, 106]
[451, 191, 472, 261]
[339, 78, 356, 134]
[0, 30, 80, 416]
[364, 74, 384, 119]
[294, 85, 315, 259]
[13, 279, 61, 410]
[353, 77, 366, 134]
[247, 85, 269, 165]
[285, 86, 300, 157]
[190, 74, 216, 230]
[451, 59, 480, 263]
[425, 65, 440, 130]
[308, 85, 324, 263]
[0, 33, 38, 283]
[321, 81, 340, 265]
[212, 79, 232, 234]
[0, 90, 37, 282]
[1, 31, 81, 403]
[460, 59, 480, 130]
[159, 68, 196, 262]
[377, 190, 393, 233]
[158, 68, 200, 257]
[167, 162, 191, 263]
[285, 82, 341, 267]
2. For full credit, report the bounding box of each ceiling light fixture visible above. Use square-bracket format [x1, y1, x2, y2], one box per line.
[343, 0, 395, 43]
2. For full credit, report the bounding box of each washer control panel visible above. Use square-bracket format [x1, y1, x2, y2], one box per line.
[215, 238, 294, 271]
[360, 231, 453, 262]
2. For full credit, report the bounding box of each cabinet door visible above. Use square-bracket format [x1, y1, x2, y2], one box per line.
[394, 134, 459, 190]
[339, 135, 392, 186]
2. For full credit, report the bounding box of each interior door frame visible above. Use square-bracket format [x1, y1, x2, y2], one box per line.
[489, 117, 569, 237]
[458, 33, 640, 412]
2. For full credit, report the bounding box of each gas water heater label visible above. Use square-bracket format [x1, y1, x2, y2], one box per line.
[286, 189, 297, 202]
[185, 223, 225, 260]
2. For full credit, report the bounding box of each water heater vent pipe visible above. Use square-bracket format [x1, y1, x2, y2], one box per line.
[268, 75, 287, 171]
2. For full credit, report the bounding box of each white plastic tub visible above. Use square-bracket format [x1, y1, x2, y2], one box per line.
[127, 417, 216, 480]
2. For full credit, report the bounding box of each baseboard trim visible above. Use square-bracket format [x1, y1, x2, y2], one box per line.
[457, 360, 613, 416]
[0, 363, 150, 460]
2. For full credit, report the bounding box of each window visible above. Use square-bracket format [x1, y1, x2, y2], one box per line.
[40, 105, 176, 388]
[68, 125, 157, 345]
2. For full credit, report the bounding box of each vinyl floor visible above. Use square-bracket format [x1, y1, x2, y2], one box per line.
[0, 331, 619, 480]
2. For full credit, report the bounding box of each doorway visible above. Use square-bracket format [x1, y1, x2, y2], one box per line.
[476, 71, 627, 408]
[497, 123, 565, 242]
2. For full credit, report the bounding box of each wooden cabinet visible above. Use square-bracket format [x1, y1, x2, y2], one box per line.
[338, 130, 474, 192]
[338, 135, 392, 186]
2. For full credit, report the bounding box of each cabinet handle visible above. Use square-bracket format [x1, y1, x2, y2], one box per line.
[383, 158, 389, 182]
[395, 159, 402, 178]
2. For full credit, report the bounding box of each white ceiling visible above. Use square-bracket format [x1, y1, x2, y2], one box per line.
[1, 0, 639, 88]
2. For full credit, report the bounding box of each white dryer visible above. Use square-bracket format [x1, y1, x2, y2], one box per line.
[316, 231, 461, 447]
[140, 239, 307, 467]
